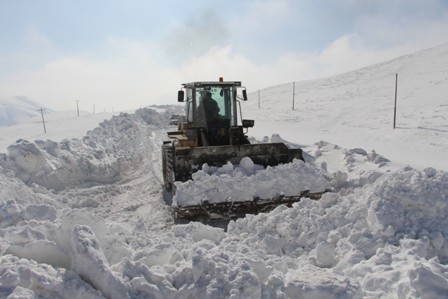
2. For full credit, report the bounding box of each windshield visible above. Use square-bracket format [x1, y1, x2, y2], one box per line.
[195, 85, 237, 126]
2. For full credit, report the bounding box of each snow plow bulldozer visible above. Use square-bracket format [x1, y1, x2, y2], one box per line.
[162, 79, 327, 220]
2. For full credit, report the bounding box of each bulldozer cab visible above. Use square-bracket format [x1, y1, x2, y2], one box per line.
[178, 80, 250, 146]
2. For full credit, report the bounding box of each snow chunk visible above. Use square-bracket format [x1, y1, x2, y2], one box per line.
[71, 225, 131, 299]
[408, 263, 448, 298]
[314, 241, 337, 268]
[24, 204, 57, 221]
[0, 254, 105, 299]
[172, 221, 225, 244]
[368, 167, 448, 245]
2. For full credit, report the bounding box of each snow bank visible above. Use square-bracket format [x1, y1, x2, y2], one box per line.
[173, 157, 331, 207]
[0, 108, 165, 191]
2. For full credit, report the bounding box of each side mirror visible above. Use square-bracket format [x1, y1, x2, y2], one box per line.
[242, 119, 254, 128]
[242, 89, 248, 101]
[178, 90, 184, 102]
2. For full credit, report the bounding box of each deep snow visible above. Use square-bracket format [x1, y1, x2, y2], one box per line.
[1, 45, 448, 298]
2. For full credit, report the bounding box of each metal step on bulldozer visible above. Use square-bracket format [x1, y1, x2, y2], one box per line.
[162, 78, 327, 221]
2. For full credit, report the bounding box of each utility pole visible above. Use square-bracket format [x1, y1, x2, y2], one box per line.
[258, 90, 260, 108]
[39, 108, 47, 133]
[93, 104, 95, 114]
[393, 73, 398, 129]
[292, 81, 296, 111]
[76, 100, 80, 117]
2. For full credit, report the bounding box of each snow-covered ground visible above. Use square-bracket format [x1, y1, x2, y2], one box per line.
[244, 44, 448, 171]
[1, 45, 448, 298]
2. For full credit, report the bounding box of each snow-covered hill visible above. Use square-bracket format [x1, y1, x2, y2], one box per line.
[1, 45, 448, 298]
[0, 96, 46, 127]
[244, 44, 448, 170]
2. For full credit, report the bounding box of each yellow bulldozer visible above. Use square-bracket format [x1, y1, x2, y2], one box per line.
[162, 78, 326, 220]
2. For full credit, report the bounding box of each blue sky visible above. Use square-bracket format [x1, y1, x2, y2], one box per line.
[1, 0, 448, 111]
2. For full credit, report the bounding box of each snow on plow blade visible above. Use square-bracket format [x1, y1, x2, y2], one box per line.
[174, 143, 303, 182]
[171, 157, 332, 221]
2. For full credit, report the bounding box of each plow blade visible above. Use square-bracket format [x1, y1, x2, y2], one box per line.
[173, 190, 328, 221]
[174, 142, 303, 182]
